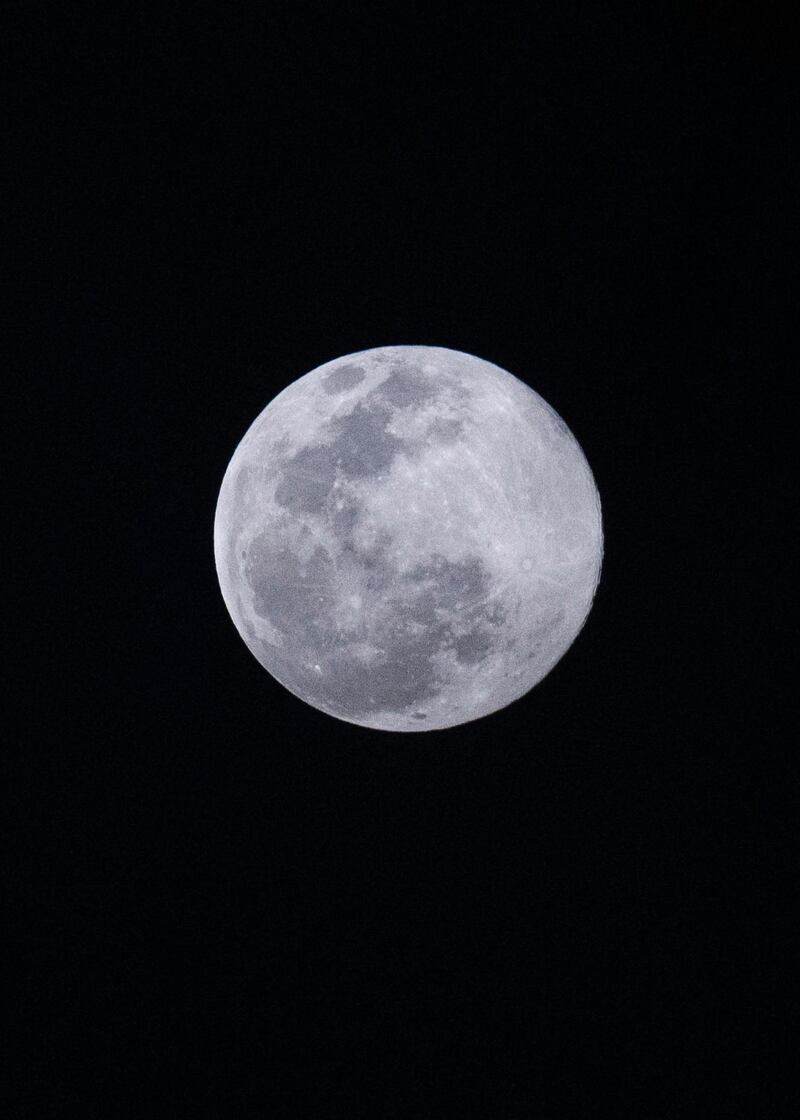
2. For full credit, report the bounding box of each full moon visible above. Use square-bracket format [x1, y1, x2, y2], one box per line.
[214, 346, 602, 731]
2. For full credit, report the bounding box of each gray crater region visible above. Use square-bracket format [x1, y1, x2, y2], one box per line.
[214, 346, 603, 731]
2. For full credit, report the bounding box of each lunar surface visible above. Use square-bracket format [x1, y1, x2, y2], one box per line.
[214, 346, 602, 731]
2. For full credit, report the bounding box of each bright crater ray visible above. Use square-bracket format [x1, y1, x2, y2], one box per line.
[214, 346, 603, 731]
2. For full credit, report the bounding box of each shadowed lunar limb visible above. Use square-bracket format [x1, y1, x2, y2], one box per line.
[214, 346, 603, 731]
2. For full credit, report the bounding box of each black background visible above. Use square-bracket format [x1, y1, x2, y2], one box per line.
[7, 2, 793, 1116]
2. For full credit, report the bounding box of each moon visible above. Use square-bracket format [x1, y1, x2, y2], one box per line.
[214, 346, 602, 732]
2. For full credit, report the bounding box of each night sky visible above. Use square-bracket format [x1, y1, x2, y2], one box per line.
[7, 3, 792, 1115]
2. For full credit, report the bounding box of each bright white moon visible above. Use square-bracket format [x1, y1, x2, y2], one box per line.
[214, 346, 602, 731]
